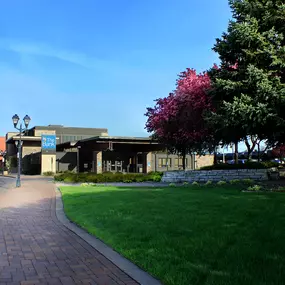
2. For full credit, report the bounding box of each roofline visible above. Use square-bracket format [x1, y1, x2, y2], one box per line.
[79, 136, 158, 144]
[32, 125, 108, 131]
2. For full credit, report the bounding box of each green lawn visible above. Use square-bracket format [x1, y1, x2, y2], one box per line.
[60, 185, 285, 285]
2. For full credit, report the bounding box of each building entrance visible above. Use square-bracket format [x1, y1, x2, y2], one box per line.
[103, 160, 123, 172]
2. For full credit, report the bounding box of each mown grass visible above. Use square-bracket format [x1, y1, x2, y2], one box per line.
[60, 185, 285, 285]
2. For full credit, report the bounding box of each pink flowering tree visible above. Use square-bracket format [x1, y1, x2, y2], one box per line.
[145, 68, 214, 169]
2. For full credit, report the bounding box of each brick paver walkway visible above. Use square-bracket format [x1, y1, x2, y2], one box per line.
[0, 177, 139, 285]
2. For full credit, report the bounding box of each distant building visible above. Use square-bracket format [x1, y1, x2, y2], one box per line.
[5, 125, 214, 174]
[0, 136, 6, 168]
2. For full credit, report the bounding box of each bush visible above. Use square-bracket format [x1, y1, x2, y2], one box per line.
[169, 183, 176, 187]
[43, 171, 55, 176]
[242, 179, 254, 185]
[200, 161, 272, 170]
[247, 185, 262, 191]
[230, 179, 241, 185]
[205, 180, 213, 186]
[54, 172, 163, 183]
[183, 182, 189, 186]
[217, 180, 227, 186]
[192, 181, 199, 186]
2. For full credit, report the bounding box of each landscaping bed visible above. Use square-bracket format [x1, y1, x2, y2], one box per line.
[60, 184, 285, 285]
[54, 171, 163, 183]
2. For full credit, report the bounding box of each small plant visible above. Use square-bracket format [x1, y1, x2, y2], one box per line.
[243, 179, 254, 185]
[123, 179, 132, 183]
[169, 183, 176, 187]
[183, 182, 189, 186]
[217, 180, 226, 186]
[43, 171, 55, 176]
[247, 184, 262, 191]
[81, 183, 89, 187]
[192, 181, 199, 186]
[205, 180, 212, 186]
[230, 179, 241, 184]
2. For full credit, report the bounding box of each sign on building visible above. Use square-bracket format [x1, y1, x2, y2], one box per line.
[41, 135, 56, 154]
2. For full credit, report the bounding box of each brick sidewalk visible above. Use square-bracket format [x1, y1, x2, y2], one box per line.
[0, 177, 139, 285]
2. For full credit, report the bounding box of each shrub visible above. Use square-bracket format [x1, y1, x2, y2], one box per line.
[81, 183, 89, 187]
[247, 184, 262, 191]
[169, 183, 176, 187]
[183, 182, 189, 186]
[205, 180, 212, 186]
[262, 161, 280, 169]
[54, 172, 164, 184]
[200, 161, 273, 170]
[230, 179, 241, 185]
[43, 171, 55, 177]
[217, 180, 226, 186]
[192, 181, 199, 186]
[242, 179, 254, 185]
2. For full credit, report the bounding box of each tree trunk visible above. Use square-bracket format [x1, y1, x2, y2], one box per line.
[182, 150, 186, 170]
[257, 142, 261, 162]
[234, 142, 239, 164]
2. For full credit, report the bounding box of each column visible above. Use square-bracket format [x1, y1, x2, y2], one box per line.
[93, 151, 102, 174]
[146, 152, 153, 173]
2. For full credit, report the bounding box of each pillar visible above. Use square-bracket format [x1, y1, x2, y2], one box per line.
[146, 152, 153, 173]
[41, 154, 56, 174]
[93, 151, 102, 174]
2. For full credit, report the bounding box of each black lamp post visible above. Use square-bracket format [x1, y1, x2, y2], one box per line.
[12, 114, 31, 187]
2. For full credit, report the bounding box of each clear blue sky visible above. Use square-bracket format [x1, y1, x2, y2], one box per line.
[0, 0, 231, 137]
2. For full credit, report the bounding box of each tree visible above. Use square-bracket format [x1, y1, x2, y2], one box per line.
[145, 69, 214, 169]
[271, 145, 285, 161]
[208, 0, 285, 161]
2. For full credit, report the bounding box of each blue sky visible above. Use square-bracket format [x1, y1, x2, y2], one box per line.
[0, 0, 231, 137]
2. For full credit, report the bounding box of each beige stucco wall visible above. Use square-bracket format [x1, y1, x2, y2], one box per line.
[195, 154, 214, 169]
[146, 152, 152, 173]
[95, 151, 102, 174]
[35, 129, 56, 136]
[41, 154, 56, 174]
[22, 146, 41, 157]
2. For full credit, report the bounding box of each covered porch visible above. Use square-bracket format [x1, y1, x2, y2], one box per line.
[56, 136, 164, 174]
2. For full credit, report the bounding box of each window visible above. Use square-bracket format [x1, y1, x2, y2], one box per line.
[175, 158, 188, 168]
[158, 158, 172, 168]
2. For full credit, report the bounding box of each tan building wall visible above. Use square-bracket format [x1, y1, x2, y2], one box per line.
[146, 152, 152, 173]
[22, 146, 41, 157]
[41, 154, 56, 174]
[35, 129, 56, 137]
[195, 154, 214, 169]
[94, 151, 102, 173]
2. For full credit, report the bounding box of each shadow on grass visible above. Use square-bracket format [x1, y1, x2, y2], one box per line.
[60, 185, 285, 285]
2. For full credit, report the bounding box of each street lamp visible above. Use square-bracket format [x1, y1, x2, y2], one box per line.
[12, 114, 31, 187]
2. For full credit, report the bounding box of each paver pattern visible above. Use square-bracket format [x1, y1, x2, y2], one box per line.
[0, 177, 139, 285]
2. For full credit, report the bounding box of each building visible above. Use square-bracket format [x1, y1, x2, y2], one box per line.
[0, 136, 6, 169]
[5, 125, 213, 174]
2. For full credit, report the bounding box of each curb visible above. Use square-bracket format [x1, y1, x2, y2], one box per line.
[55, 187, 162, 285]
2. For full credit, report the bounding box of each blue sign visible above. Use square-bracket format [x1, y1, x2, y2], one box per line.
[41, 135, 56, 151]
[147, 162, 151, 167]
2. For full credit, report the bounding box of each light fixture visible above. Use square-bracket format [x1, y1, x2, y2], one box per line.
[23, 115, 31, 128]
[12, 114, 19, 128]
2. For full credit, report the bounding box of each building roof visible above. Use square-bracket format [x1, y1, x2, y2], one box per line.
[6, 136, 42, 144]
[56, 135, 159, 150]
[31, 125, 108, 132]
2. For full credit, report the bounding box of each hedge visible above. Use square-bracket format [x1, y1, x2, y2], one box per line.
[200, 161, 280, 170]
[54, 171, 163, 183]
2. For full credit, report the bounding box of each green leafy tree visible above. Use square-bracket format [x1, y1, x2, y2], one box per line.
[208, 0, 285, 161]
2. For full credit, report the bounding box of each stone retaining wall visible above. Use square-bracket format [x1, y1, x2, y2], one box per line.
[162, 169, 268, 183]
